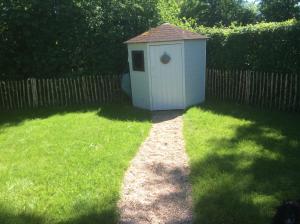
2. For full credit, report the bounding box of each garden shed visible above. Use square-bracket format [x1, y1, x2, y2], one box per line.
[125, 23, 208, 110]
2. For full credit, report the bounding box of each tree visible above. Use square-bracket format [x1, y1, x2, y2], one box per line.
[180, 0, 258, 26]
[0, 0, 160, 78]
[260, 0, 300, 22]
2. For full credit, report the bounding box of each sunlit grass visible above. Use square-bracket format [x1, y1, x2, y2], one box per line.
[0, 104, 151, 224]
[184, 100, 300, 224]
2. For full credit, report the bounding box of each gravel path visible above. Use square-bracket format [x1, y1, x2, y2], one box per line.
[118, 111, 193, 224]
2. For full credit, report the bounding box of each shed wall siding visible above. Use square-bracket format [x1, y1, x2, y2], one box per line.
[184, 40, 206, 107]
[148, 43, 185, 110]
[128, 43, 151, 109]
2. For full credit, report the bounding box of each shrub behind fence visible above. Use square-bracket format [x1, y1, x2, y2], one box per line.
[206, 69, 300, 112]
[0, 75, 121, 111]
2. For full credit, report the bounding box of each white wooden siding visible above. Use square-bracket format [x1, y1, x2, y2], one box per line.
[184, 40, 206, 107]
[149, 43, 184, 110]
[127, 43, 151, 109]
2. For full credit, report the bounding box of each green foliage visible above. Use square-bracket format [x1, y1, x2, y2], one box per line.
[1, 0, 300, 78]
[184, 100, 300, 224]
[0, 104, 151, 223]
[260, 0, 300, 22]
[180, 0, 258, 26]
[0, 0, 160, 79]
[157, 0, 181, 24]
[197, 19, 300, 72]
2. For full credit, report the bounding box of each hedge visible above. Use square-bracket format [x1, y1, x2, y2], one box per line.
[196, 19, 300, 73]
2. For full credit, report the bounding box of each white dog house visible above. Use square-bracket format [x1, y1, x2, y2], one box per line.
[125, 23, 207, 110]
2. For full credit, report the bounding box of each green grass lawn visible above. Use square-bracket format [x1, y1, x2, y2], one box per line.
[0, 104, 151, 224]
[184, 100, 300, 224]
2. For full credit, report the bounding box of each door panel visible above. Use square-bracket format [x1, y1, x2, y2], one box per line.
[149, 44, 184, 110]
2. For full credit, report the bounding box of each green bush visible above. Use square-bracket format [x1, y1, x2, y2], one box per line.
[196, 19, 300, 73]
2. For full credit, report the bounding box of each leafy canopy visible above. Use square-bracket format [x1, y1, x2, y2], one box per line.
[180, 0, 258, 26]
[260, 0, 300, 22]
[0, 0, 160, 78]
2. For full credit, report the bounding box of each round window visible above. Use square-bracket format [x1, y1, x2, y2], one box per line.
[160, 52, 171, 64]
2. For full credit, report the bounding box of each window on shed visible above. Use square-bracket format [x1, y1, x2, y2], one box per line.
[132, 51, 145, 71]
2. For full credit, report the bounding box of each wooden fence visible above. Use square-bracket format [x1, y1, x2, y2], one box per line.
[206, 69, 300, 112]
[1, 70, 299, 112]
[0, 75, 121, 110]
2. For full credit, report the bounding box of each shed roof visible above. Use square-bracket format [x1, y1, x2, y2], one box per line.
[125, 23, 207, 44]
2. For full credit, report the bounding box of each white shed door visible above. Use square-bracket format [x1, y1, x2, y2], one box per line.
[149, 44, 184, 110]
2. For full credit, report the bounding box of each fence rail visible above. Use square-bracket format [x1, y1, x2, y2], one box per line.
[206, 69, 300, 112]
[0, 75, 121, 111]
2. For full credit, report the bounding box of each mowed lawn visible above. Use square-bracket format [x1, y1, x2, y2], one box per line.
[0, 104, 151, 224]
[184, 100, 300, 224]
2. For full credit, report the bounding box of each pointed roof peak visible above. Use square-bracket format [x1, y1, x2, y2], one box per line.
[125, 23, 207, 44]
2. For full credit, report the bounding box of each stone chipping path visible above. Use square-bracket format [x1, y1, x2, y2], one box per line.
[118, 111, 193, 224]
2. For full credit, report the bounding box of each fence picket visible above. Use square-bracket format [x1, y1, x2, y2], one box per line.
[250, 71, 254, 104]
[288, 75, 293, 110]
[50, 78, 54, 106]
[77, 77, 82, 104]
[8, 81, 14, 109]
[22, 80, 26, 108]
[254, 71, 258, 105]
[279, 74, 283, 110]
[284, 74, 288, 111]
[213, 69, 217, 98]
[67, 78, 71, 105]
[293, 75, 298, 110]
[270, 73, 274, 108]
[0, 81, 4, 109]
[275, 73, 279, 108]
[265, 73, 269, 108]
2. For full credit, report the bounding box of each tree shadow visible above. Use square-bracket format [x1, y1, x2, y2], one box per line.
[61, 208, 117, 224]
[96, 102, 150, 122]
[0, 102, 151, 132]
[0, 105, 100, 135]
[189, 100, 300, 224]
[0, 205, 117, 224]
[0, 208, 45, 224]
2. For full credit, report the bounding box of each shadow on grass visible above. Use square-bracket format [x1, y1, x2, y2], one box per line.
[189, 100, 300, 224]
[0, 101, 150, 130]
[0, 106, 96, 126]
[0, 208, 45, 224]
[61, 208, 117, 224]
[96, 103, 150, 122]
[0, 206, 117, 224]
